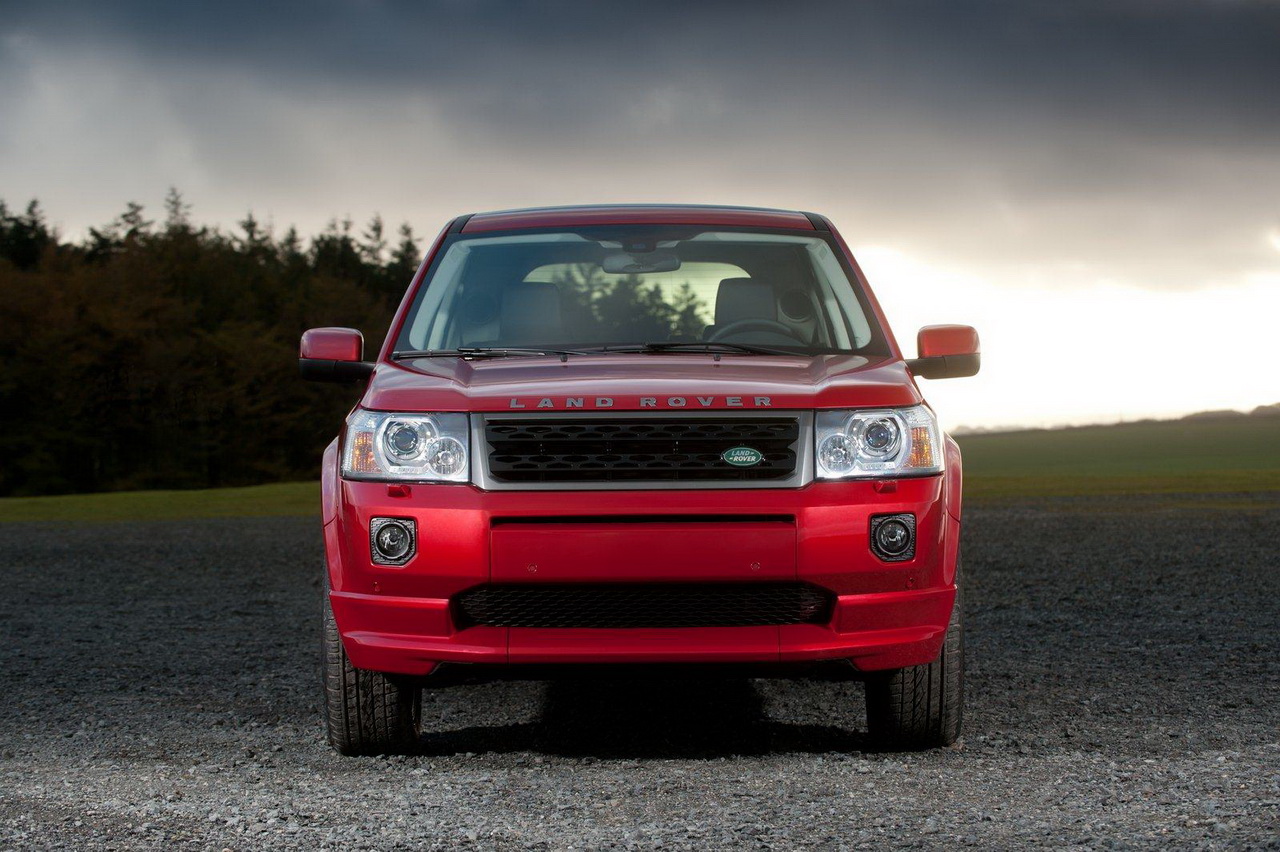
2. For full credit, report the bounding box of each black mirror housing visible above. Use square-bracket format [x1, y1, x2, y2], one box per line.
[298, 358, 376, 383]
[905, 353, 981, 379]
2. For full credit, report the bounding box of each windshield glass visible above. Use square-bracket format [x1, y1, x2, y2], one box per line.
[396, 226, 885, 355]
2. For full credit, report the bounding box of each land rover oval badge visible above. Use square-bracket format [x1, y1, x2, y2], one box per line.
[721, 446, 764, 467]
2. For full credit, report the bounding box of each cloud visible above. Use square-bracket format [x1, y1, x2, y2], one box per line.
[13, 1, 1277, 139]
[3, 0, 1278, 289]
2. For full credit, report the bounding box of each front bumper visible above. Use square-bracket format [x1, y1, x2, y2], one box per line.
[325, 475, 960, 677]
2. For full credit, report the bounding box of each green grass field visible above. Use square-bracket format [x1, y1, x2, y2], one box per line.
[1, 417, 1276, 522]
[956, 416, 1280, 500]
[0, 481, 319, 524]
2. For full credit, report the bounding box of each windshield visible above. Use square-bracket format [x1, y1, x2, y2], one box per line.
[395, 226, 886, 356]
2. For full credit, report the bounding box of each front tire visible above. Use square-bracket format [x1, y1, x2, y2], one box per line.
[864, 574, 964, 750]
[323, 593, 421, 755]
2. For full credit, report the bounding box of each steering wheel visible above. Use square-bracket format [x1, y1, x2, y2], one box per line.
[710, 318, 802, 343]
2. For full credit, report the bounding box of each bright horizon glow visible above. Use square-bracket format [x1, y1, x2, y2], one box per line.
[856, 246, 1280, 433]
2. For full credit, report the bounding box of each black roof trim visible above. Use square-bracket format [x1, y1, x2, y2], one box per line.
[470, 203, 808, 217]
[448, 214, 473, 234]
[802, 212, 830, 231]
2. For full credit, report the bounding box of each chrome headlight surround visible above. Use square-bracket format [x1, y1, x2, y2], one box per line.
[815, 404, 943, 479]
[342, 410, 470, 483]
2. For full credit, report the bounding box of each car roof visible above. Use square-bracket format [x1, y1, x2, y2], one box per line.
[461, 204, 820, 233]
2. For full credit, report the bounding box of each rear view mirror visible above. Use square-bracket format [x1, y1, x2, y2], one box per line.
[299, 327, 375, 382]
[601, 251, 681, 275]
[906, 325, 980, 379]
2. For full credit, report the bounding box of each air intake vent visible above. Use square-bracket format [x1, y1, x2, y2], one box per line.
[453, 583, 832, 629]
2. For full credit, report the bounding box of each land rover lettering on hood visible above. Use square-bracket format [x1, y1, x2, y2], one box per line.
[299, 204, 980, 755]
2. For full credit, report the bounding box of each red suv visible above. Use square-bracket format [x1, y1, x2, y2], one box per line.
[301, 205, 979, 754]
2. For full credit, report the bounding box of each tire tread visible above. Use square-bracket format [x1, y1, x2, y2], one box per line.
[323, 586, 420, 755]
[865, 565, 964, 750]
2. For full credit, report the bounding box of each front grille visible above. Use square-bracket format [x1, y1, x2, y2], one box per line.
[453, 583, 832, 629]
[483, 416, 801, 484]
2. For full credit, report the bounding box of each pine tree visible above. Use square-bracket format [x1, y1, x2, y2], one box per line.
[0, 197, 421, 495]
[360, 215, 387, 266]
[386, 222, 421, 288]
[118, 201, 152, 241]
[0, 200, 53, 270]
[163, 187, 192, 233]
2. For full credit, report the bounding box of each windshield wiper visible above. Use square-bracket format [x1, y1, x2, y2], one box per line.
[394, 342, 830, 361]
[590, 341, 807, 357]
[392, 347, 590, 362]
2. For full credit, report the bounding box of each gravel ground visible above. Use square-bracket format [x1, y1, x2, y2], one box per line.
[1, 495, 1278, 850]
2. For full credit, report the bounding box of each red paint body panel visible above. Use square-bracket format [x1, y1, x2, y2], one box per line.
[491, 521, 796, 582]
[363, 355, 921, 413]
[918, 324, 981, 359]
[319, 205, 968, 679]
[321, 438, 340, 526]
[463, 205, 814, 233]
[325, 476, 956, 674]
[301, 327, 363, 362]
[507, 626, 783, 664]
[944, 435, 964, 522]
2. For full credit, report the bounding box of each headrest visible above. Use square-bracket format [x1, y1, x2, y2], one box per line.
[714, 277, 775, 326]
[501, 282, 563, 343]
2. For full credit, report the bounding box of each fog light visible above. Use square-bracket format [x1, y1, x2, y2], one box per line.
[370, 517, 416, 565]
[870, 514, 915, 562]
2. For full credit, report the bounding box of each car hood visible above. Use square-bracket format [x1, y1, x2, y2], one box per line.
[362, 354, 921, 412]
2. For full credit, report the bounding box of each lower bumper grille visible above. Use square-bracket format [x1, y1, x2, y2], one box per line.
[453, 583, 833, 629]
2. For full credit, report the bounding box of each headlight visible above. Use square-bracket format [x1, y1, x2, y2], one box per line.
[342, 410, 470, 482]
[815, 405, 943, 479]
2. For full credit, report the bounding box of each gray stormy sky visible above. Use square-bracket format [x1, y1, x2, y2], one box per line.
[3, 0, 1278, 288]
[2, 1, 1279, 427]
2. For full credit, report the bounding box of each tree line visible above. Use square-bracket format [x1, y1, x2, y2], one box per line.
[0, 192, 416, 496]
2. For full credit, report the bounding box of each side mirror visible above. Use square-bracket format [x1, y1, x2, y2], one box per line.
[906, 325, 980, 379]
[299, 327, 375, 383]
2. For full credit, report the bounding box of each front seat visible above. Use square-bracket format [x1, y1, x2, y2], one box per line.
[703, 277, 776, 339]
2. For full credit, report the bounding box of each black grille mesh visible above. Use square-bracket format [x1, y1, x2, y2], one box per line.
[454, 583, 832, 629]
[484, 417, 800, 483]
